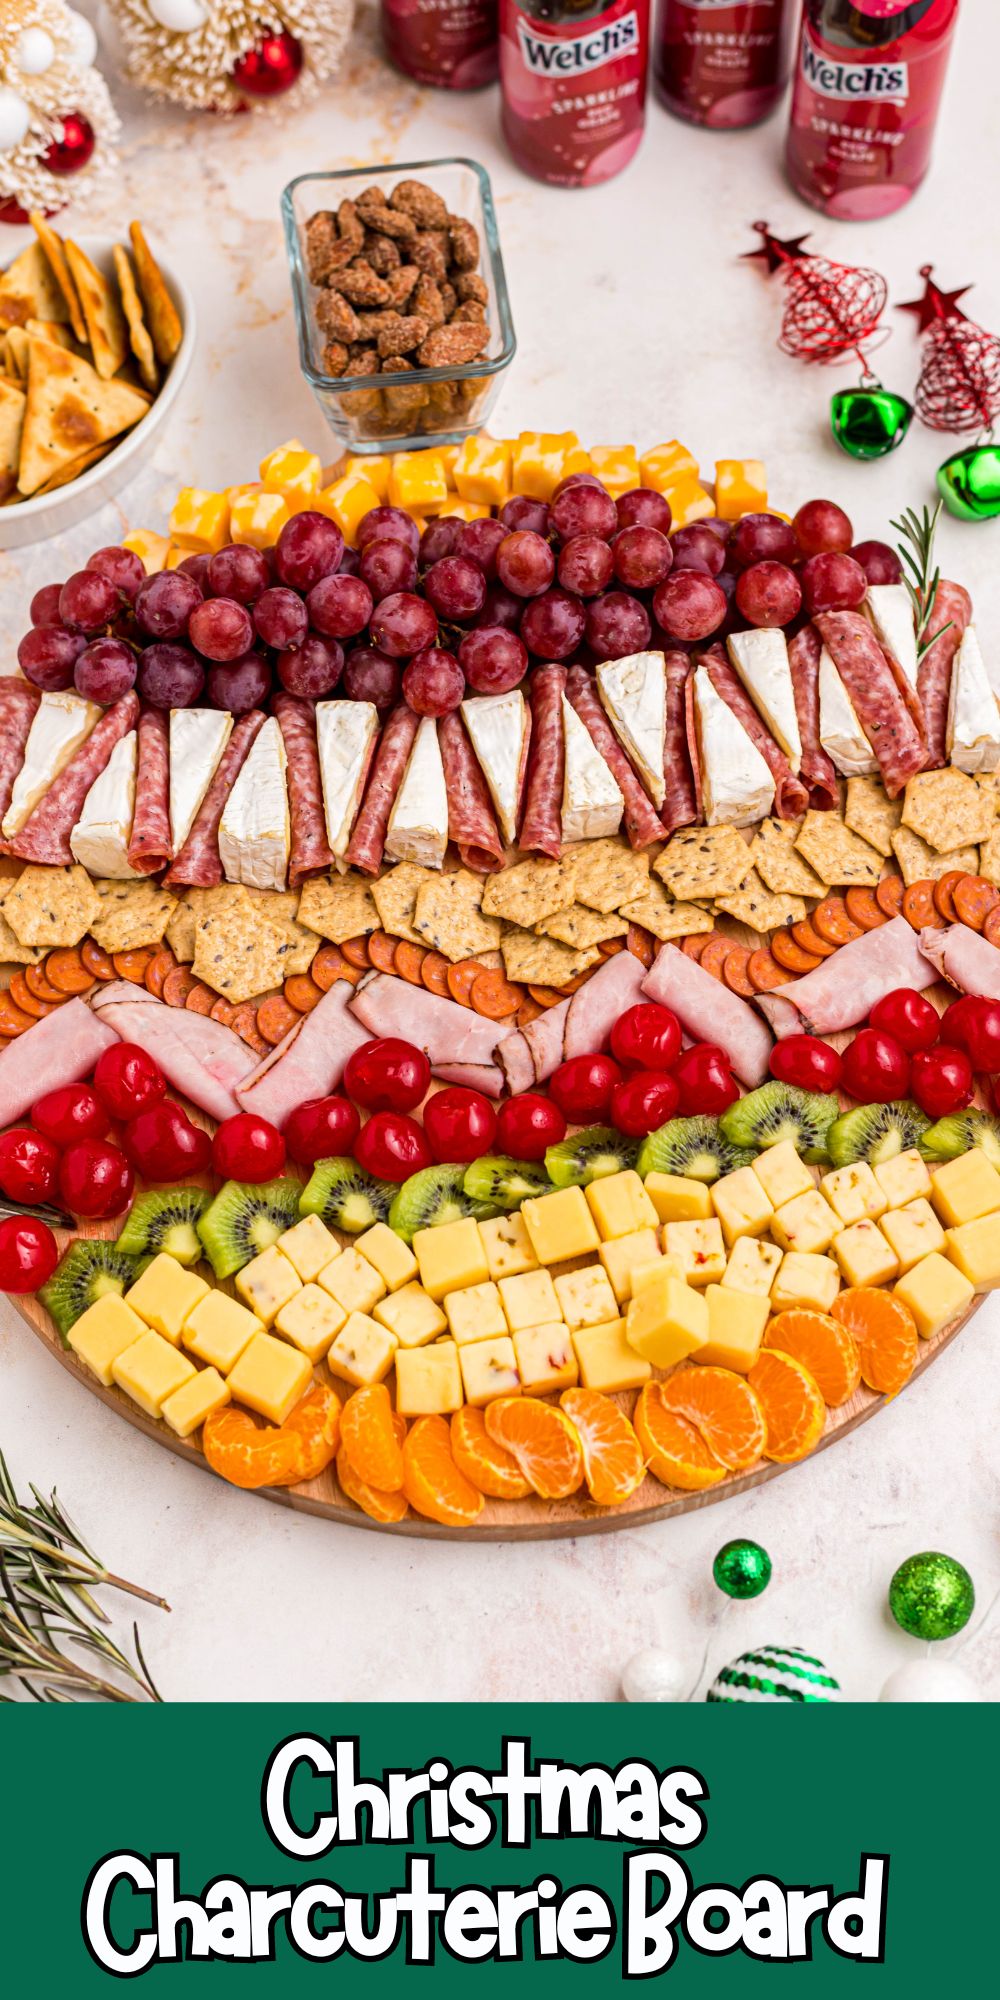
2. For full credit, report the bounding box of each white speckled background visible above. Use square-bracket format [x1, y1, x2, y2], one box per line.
[1, 0, 998, 1703]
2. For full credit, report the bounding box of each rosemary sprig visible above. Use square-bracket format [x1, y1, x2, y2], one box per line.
[891, 500, 952, 665]
[0, 1451, 168, 1703]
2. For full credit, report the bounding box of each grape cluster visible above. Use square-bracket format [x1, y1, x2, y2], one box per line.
[16, 486, 903, 721]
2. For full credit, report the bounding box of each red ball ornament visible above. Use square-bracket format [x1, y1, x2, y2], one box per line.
[231, 30, 303, 97]
[42, 112, 95, 176]
[0, 196, 32, 226]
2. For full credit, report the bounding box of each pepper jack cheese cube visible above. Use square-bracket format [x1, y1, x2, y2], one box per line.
[319, 1247, 386, 1318]
[585, 1170, 658, 1241]
[498, 1268, 561, 1332]
[770, 1252, 841, 1315]
[229, 488, 291, 549]
[944, 1217, 1000, 1291]
[373, 1281, 448, 1348]
[235, 1246, 301, 1326]
[588, 444, 641, 497]
[711, 1166, 774, 1246]
[459, 1336, 521, 1408]
[112, 1330, 196, 1418]
[574, 1318, 651, 1393]
[598, 1227, 661, 1305]
[274, 1284, 346, 1362]
[355, 1222, 418, 1293]
[640, 440, 698, 493]
[444, 1280, 508, 1346]
[394, 1339, 463, 1416]
[722, 1236, 782, 1298]
[161, 1366, 230, 1440]
[874, 1148, 932, 1210]
[478, 1212, 538, 1282]
[894, 1253, 974, 1340]
[125, 1255, 210, 1346]
[388, 450, 449, 511]
[715, 458, 767, 521]
[278, 1214, 339, 1285]
[626, 1269, 708, 1369]
[452, 435, 512, 507]
[879, 1200, 946, 1276]
[697, 1285, 769, 1373]
[227, 1331, 312, 1422]
[930, 1149, 1000, 1228]
[512, 1323, 579, 1396]
[770, 1190, 837, 1256]
[183, 1292, 262, 1373]
[832, 1219, 899, 1288]
[664, 1219, 726, 1286]
[169, 488, 230, 554]
[259, 439, 322, 501]
[414, 1218, 489, 1300]
[68, 1295, 146, 1386]
[752, 1141, 815, 1210]
[643, 1172, 713, 1224]
[325, 1313, 395, 1390]
[554, 1265, 618, 1330]
[821, 1162, 888, 1227]
[315, 476, 379, 544]
[522, 1187, 599, 1265]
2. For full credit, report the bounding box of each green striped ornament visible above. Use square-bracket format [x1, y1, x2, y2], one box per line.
[706, 1644, 841, 1704]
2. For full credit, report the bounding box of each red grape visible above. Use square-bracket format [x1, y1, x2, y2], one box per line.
[0, 1127, 60, 1204]
[520, 588, 586, 659]
[729, 513, 797, 568]
[283, 1095, 360, 1166]
[402, 648, 464, 715]
[343, 646, 402, 708]
[793, 498, 854, 556]
[307, 573, 373, 639]
[74, 638, 137, 703]
[212, 1112, 286, 1180]
[612, 525, 672, 590]
[420, 517, 464, 565]
[274, 511, 344, 590]
[137, 643, 205, 708]
[206, 544, 271, 604]
[59, 1139, 133, 1221]
[177, 553, 212, 587]
[473, 582, 523, 631]
[360, 535, 418, 601]
[585, 590, 651, 657]
[799, 552, 868, 616]
[557, 534, 614, 597]
[370, 592, 438, 659]
[252, 587, 308, 650]
[337, 547, 360, 576]
[189, 597, 254, 663]
[652, 570, 727, 642]
[0, 1214, 58, 1293]
[457, 517, 507, 578]
[458, 626, 528, 694]
[851, 540, 903, 587]
[552, 472, 604, 498]
[356, 505, 419, 554]
[496, 531, 555, 599]
[499, 495, 549, 536]
[18, 625, 85, 691]
[277, 634, 343, 697]
[59, 570, 119, 634]
[424, 555, 487, 622]
[86, 547, 145, 599]
[206, 652, 272, 713]
[670, 523, 726, 576]
[135, 570, 202, 640]
[616, 488, 672, 533]
[30, 583, 63, 626]
[734, 560, 802, 629]
[551, 482, 617, 542]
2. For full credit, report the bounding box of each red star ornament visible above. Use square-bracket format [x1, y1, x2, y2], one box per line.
[898, 265, 973, 334]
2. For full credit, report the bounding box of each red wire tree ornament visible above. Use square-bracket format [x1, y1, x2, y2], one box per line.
[898, 266, 1000, 435]
[743, 221, 888, 369]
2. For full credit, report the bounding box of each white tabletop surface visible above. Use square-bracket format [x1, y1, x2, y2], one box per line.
[2, 0, 999, 1704]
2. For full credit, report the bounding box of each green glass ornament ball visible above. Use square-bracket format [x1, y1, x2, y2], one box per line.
[713, 1538, 772, 1600]
[937, 443, 1000, 521]
[831, 386, 914, 461]
[888, 1551, 975, 1642]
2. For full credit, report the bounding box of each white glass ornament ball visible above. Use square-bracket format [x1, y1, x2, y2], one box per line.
[621, 1648, 688, 1704]
[0, 87, 31, 154]
[15, 27, 57, 75]
[147, 0, 209, 29]
[65, 9, 99, 67]
[879, 1659, 979, 1703]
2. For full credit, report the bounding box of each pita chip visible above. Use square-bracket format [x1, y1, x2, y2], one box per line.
[35, 441, 113, 495]
[18, 338, 148, 497]
[64, 241, 128, 380]
[4, 328, 28, 382]
[29, 214, 87, 343]
[129, 223, 182, 365]
[0, 243, 68, 331]
[26, 319, 79, 352]
[0, 379, 25, 504]
[113, 246, 158, 393]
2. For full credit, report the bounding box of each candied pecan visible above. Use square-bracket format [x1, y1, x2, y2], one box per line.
[383, 263, 420, 309]
[454, 271, 488, 305]
[305, 213, 356, 284]
[322, 340, 350, 377]
[417, 323, 490, 367]
[424, 379, 460, 417]
[411, 272, 445, 328]
[376, 314, 429, 358]
[331, 261, 392, 306]
[315, 289, 361, 341]
[341, 382, 384, 421]
[337, 198, 365, 251]
[383, 371, 428, 421]
[448, 218, 480, 272]
[410, 232, 448, 282]
[450, 300, 487, 324]
[344, 347, 379, 375]
[438, 282, 457, 318]
[355, 190, 417, 240]
[352, 310, 387, 341]
[390, 179, 450, 229]
[364, 231, 401, 274]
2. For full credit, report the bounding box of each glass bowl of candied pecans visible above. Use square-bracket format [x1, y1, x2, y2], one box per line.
[282, 158, 517, 453]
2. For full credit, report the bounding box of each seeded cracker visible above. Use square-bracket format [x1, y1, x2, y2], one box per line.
[793, 812, 881, 888]
[901, 768, 996, 852]
[372, 862, 436, 945]
[298, 872, 379, 943]
[655, 825, 753, 903]
[481, 857, 573, 928]
[1, 863, 100, 947]
[890, 826, 979, 887]
[0, 912, 43, 964]
[192, 887, 289, 1004]
[749, 818, 826, 897]
[714, 870, 808, 932]
[536, 906, 629, 950]
[614, 873, 711, 942]
[979, 826, 1000, 887]
[164, 885, 244, 965]
[843, 777, 902, 860]
[568, 838, 649, 914]
[500, 932, 598, 987]
[90, 879, 176, 953]
[413, 871, 502, 962]
[243, 888, 316, 976]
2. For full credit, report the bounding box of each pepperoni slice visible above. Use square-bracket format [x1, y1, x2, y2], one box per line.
[627, 924, 655, 968]
[516, 996, 544, 1028]
[812, 896, 862, 946]
[597, 938, 626, 959]
[932, 870, 965, 923]
[447, 960, 481, 1007]
[210, 998, 238, 1027]
[420, 952, 451, 997]
[9, 970, 59, 1017]
[698, 935, 735, 981]
[472, 968, 522, 1019]
[747, 948, 792, 993]
[310, 944, 348, 991]
[0, 990, 34, 1035]
[162, 965, 199, 1007]
[284, 974, 324, 1013]
[902, 880, 937, 931]
[984, 906, 1000, 947]
[81, 939, 116, 982]
[722, 943, 755, 997]
[681, 933, 712, 960]
[230, 1002, 270, 1053]
[184, 983, 216, 1015]
[876, 874, 904, 919]
[144, 948, 178, 998]
[44, 947, 95, 995]
[555, 966, 598, 995]
[113, 947, 156, 985]
[367, 930, 399, 974]
[791, 920, 836, 959]
[845, 888, 887, 932]
[340, 936, 372, 970]
[527, 984, 564, 1008]
[394, 940, 427, 985]
[952, 875, 1000, 933]
[24, 962, 68, 1004]
[257, 994, 300, 1046]
[771, 930, 822, 974]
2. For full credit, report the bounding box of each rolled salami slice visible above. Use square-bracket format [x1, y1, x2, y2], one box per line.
[0, 681, 40, 835]
[917, 579, 973, 770]
[814, 611, 927, 799]
[662, 653, 699, 836]
[345, 704, 417, 876]
[564, 665, 667, 849]
[10, 690, 140, 865]
[519, 663, 566, 858]
[682, 662, 704, 821]
[164, 708, 266, 888]
[273, 692, 335, 886]
[788, 626, 838, 812]
[438, 710, 504, 872]
[126, 708, 171, 874]
[701, 647, 809, 820]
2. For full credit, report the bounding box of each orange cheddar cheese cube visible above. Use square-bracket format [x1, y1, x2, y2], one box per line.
[511, 432, 580, 502]
[168, 489, 230, 555]
[229, 489, 291, 549]
[588, 445, 640, 497]
[663, 479, 715, 527]
[260, 440, 322, 502]
[453, 434, 512, 506]
[388, 451, 449, 511]
[316, 475, 380, 543]
[342, 453, 391, 500]
[640, 441, 698, 492]
[121, 529, 171, 576]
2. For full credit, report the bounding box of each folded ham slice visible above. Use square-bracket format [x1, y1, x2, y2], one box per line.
[523, 999, 571, 1081]
[236, 980, 371, 1125]
[433, 1061, 505, 1098]
[564, 950, 648, 1059]
[496, 1031, 537, 1096]
[0, 1000, 118, 1130]
[754, 918, 937, 1040]
[349, 972, 517, 1071]
[641, 944, 773, 1087]
[918, 924, 1000, 1000]
[95, 992, 258, 1120]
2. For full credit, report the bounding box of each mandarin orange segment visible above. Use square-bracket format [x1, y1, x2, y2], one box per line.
[281, 1383, 342, 1483]
[658, 1365, 766, 1472]
[764, 1309, 861, 1407]
[634, 1383, 726, 1492]
[450, 1406, 531, 1500]
[830, 1287, 918, 1398]
[341, 1383, 405, 1493]
[560, 1387, 646, 1506]
[337, 1444, 409, 1524]
[402, 1415, 484, 1527]
[483, 1396, 584, 1501]
[748, 1350, 826, 1464]
[203, 1406, 302, 1490]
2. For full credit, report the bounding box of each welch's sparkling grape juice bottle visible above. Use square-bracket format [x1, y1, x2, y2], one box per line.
[785, 0, 960, 218]
[500, 0, 651, 187]
[382, 0, 499, 88]
[653, 0, 797, 129]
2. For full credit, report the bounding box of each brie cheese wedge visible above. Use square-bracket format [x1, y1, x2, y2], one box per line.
[169, 708, 232, 855]
[385, 716, 448, 870]
[317, 699, 379, 865]
[818, 647, 878, 776]
[561, 695, 624, 842]
[460, 691, 529, 844]
[70, 729, 140, 880]
[2, 690, 100, 838]
[726, 628, 802, 771]
[595, 651, 666, 806]
[946, 624, 1000, 774]
[218, 715, 290, 891]
[865, 584, 919, 691]
[692, 668, 774, 827]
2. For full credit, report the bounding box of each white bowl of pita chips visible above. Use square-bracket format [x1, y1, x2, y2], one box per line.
[0, 220, 195, 549]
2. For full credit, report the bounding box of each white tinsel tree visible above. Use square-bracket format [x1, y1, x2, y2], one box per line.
[102, 0, 354, 113]
[0, 2, 119, 217]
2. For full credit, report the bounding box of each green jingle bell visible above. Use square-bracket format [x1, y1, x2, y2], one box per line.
[937, 442, 1000, 520]
[830, 385, 914, 460]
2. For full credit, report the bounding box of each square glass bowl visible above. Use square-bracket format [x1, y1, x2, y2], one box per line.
[282, 158, 516, 455]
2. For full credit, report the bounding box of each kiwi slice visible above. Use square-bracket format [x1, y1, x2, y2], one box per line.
[544, 1126, 637, 1189]
[40, 1241, 138, 1343]
[827, 1100, 931, 1170]
[922, 1109, 1000, 1171]
[197, 1177, 302, 1279]
[721, 1082, 839, 1163]
[298, 1157, 394, 1235]
[389, 1164, 497, 1244]
[463, 1156, 550, 1211]
[116, 1188, 210, 1268]
[636, 1115, 755, 1184]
